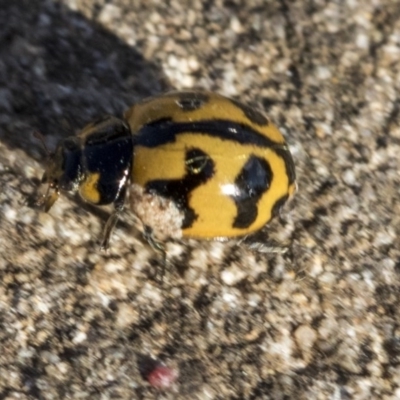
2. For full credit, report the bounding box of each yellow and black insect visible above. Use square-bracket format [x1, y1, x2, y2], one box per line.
[38, 91, 296, 251]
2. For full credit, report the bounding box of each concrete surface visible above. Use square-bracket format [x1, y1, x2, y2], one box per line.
[0, 0, 399, 399]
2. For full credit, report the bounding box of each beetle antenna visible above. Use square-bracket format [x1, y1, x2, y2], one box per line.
[33, 130, 52, 157]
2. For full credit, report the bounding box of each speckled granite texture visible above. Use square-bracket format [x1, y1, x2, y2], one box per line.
[0, 1, 399, 399]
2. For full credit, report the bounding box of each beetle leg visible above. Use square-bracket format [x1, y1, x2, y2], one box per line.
[100, 210, 121, 250]
[100, 185, 127, 250]
[143, 225, 167, 283]
[43, 189, 60, 212]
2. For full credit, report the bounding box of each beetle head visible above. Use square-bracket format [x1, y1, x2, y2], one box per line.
[38, 136, 83, 212]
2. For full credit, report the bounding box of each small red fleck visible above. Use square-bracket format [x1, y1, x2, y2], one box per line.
[147, 365, 178, 389]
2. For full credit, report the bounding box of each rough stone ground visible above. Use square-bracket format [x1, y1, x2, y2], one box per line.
[0, 0, 400, 399]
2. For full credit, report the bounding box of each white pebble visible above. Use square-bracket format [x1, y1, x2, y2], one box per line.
[294, 325, 317, 352]
[220, 264, 246, 286]
[342, 169, 357, 186]
[72, 330, 87, 344]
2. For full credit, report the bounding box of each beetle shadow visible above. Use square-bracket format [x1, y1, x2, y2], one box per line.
[0, 0, 171, 158]
[0, 0, 173, 239]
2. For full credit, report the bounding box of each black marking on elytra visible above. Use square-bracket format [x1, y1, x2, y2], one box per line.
[176, 92, 209, 111]
[231, 155, 272, 229]
[230, 99, 269, 126]
[145, 148, 215, 229]
[135, 119, 278, 149]
[271, 194, 289, 219]
[138, 117, 173, 130]
[275, 146, 296, 185]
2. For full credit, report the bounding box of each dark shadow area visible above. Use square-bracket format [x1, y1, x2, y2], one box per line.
[0, 0, 171, 159]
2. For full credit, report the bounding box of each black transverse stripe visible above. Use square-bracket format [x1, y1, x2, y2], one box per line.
[133, 119, 280, 149]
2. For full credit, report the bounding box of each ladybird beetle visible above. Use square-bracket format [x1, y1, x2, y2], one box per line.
[38, 91, 296, 250]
